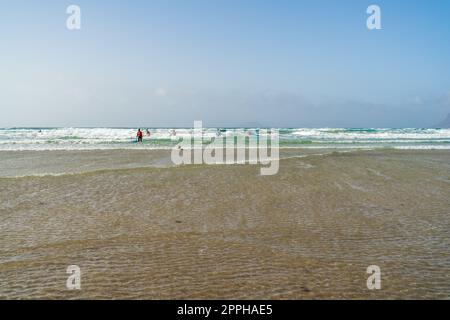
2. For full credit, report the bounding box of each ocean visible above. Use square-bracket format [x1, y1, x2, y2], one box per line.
[1, 127, 450, 151]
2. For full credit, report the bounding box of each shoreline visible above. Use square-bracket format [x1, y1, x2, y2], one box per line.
[1, 148, 450, 178]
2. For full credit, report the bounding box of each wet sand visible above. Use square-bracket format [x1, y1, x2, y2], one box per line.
[0, 149, 449, 299]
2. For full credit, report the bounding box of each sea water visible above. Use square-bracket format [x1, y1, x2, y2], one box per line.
[0, 127, 449, 151]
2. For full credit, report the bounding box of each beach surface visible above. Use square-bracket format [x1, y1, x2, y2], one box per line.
[1, 149, 449, 299]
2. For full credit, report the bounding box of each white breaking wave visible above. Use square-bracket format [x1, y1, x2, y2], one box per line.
[0, 127, 449, 151]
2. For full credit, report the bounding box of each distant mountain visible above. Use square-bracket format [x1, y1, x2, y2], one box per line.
[214, 121, 267, 128]
[433, 113, 450, 128]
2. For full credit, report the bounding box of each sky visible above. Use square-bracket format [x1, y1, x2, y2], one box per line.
[1, 0, 450, 128]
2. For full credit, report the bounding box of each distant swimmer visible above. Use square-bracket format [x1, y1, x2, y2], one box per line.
[146, 129, 151, 137]
[136, 129, 143, 143]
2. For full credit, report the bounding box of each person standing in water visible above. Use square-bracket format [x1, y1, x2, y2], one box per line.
[136, 129, 143, 143]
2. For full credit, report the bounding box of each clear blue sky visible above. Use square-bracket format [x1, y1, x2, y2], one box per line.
[1, 0, 450, 127]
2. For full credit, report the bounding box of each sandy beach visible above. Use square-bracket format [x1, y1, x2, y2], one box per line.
[1, 148, 449, 299]
[2, 0, 450, 305]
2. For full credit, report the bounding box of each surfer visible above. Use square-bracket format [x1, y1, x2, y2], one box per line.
[136, 129, 143, 143]
[146, 129, 151, 137]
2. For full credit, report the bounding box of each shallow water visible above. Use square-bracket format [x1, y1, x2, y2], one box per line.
[0, 149, 449, 299]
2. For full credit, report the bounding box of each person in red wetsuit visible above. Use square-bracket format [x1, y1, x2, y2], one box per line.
[136, 129, 143, 143]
